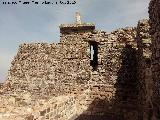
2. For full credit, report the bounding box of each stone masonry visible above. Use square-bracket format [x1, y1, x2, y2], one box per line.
[149, 0, 160, 119]
[137, 19, 152, 120]
[0, 1, 159, 119]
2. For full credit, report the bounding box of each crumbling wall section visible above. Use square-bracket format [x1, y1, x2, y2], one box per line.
[149, 0, 160, 119]
[37, 95, 77, 120]
[76, 27, 140, 119]
[137, 19, 152, 120]
[4, 31, 94, 98]
[1, 17, 154, 120]
[0, 94, 80, 120]
[6, 43, 63, 98]
[109, 27, 139, 120]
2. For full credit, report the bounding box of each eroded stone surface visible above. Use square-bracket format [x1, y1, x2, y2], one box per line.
[0, 4, 159, 119]
[149, 0, 160, 119]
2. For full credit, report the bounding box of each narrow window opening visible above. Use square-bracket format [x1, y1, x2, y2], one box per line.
[91, 45, 94, 60]
[90, 42, 98, 71]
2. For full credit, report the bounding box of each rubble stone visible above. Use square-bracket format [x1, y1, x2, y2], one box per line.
[0, 6, 158, 119]
[149, 0, 160, 119]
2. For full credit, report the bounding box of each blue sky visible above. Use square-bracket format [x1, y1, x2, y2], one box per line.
[0, 0, 150, 82]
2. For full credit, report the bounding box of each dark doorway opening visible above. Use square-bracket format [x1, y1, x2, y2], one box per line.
[90, 42, 98, 71]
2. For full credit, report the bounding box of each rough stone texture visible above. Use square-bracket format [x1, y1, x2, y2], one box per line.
[0, 94, 79, 120]
[137, 19, 152, 120]
[0, 10, 156, 120]
[149, 0, 160, 119]
[111, 28, 139, 120]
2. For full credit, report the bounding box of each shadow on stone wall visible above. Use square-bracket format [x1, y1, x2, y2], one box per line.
[75, 97, 119, 120]
[114, 44, 140, 120]
[75, 44, 140, 120]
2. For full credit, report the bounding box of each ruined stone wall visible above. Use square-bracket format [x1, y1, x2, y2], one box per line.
[106, 27, 137, 84]
[4, 25, 139, 119]
[109, 27, 139, 120]
[6, 43, 63, 98]
[37, 95, 77, 120]
[5, 33, 92, 98]
[75, 27, 140, 119]
[0, 15, 154, 120]
[149, 0, 160, 119]
[136, 19, 152, 119]
[0, 90, 91, 120]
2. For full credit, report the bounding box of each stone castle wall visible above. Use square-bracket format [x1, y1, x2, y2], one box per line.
[0, 6, 157, 119]
[5, 25, 136, 91]
[0, 94, 82, 120]
[3, 22, 144, 119]
[149, 0, 160, 119]
[136, 19, 152, 120]
[0, 23, 140, 119]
